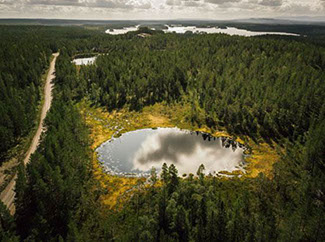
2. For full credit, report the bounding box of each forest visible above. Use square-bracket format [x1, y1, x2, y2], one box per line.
[0, 27, 51, 163]
[0, 25, 324, 241]
[78, 33, 325, 142]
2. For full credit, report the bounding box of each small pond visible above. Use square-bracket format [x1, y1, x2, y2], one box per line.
[96, 128, 247, 177]
[105, 25, 140, 35]
[72, 56, 97, 65]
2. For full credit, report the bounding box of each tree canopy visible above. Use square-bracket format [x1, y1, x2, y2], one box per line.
[0, 25, 324, 241]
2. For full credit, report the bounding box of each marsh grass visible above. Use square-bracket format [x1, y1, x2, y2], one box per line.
[77, 99, 280, 208]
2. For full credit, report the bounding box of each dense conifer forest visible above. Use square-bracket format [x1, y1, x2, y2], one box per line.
[0, 27, 51, 162]
[0, 25, 324, 241]
[79, 33, 325, 142]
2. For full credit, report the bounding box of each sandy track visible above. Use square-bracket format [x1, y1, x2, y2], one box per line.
[0, 53, 59, 214]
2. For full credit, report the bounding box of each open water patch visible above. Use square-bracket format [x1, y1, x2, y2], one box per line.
[96, 128, 247, 177]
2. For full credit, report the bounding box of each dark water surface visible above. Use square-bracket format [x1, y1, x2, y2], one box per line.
[96, 128, 246, 176]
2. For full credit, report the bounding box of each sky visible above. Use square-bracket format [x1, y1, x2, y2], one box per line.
[0, 0, 324, 20]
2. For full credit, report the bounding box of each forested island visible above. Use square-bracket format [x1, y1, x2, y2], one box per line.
[0, 23, 324, 241]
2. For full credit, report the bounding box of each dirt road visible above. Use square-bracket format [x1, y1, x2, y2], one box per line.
[0, 53, 59, 214]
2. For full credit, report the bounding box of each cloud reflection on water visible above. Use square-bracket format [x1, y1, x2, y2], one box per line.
[97, 128, 245, 176]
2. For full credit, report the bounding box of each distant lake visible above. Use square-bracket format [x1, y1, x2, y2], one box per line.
[96, 128, 246, 177]
[105, 25, 140, 35]
[163, 25, 300, 36]
[72, 56, 97, 65]
[105, 25, 299, 37]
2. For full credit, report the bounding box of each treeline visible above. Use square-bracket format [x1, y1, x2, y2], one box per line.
[2, 120, 325, 241]
[104, 121, 325, 241]
[0, 51, 111, 241]
[0, 26, 324, 241]
[78, 33, 325, 142]
[0, 25, 106, 164]
[0, 25, 112, 240]
[0, 27, 51, 162]
[72, 32, 324, 241]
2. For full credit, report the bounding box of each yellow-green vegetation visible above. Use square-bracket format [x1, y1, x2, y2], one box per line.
[244, 141, 280, 178]
[78, 99, 228, 149]
[77, 99, 280, 208]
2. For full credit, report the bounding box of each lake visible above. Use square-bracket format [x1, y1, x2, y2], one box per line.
[163, 25, 300, 36]
[105, 25, 140, 35]
[105, 25, 299, 37]
[96, 128, 246, 177]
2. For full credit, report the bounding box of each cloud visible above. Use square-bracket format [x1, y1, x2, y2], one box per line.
[0, 0, 15, 4]
[166, 0, 182, 6]
[131, 129, 244, 174]
[321, 0, 325, 8]
[258, 0, 282, 7]
[281, 3, 312, 14]
[88, 0, 128, 8]
[183, 0, 201, 7]
[205, 0, 241, 5]
[0, 0, 151, 9]
[0, 0, 322, 19]
[166, 0, 202, 7]
[28, 0, 81, 6]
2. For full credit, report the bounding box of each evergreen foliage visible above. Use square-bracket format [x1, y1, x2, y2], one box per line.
[0, 27, 52, 162]
[78, 33, 325, 142]
[0, 25, 324, 241]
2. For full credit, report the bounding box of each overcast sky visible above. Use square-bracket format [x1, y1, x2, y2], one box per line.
[0, 0, 324, 20]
